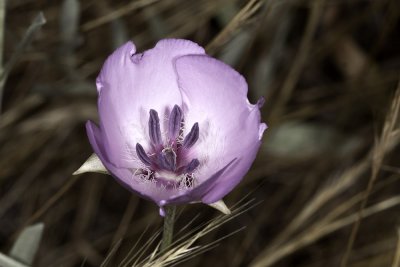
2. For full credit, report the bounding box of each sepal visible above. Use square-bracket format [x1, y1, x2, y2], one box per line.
[73, 154, 109, 175]
[207, 200, 231, 215]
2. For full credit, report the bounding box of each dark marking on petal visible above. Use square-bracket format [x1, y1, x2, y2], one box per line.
[149, 109, 162, 145]
[168, 105, 183, 141]
[136, 143, 152, 166]
[185, 158, 200, 173]
[131, 52, 145, 64]
[184, 175, 195, 187]
[183, 122, 199, 149]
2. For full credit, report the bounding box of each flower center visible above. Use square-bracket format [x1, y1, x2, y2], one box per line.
[135, 105, 200, 189]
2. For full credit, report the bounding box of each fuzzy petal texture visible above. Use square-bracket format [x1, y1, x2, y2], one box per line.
[96, 39, 205, 168]
[87, 121, 183, 203]
[175, 55, 267, 203]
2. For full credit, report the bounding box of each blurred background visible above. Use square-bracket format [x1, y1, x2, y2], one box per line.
[1, 0, 400, 266]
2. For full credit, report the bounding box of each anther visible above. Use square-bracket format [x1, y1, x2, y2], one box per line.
[148, 109, 162, 146]
[136, 143, 153, 166]
[159, 148, 177, 171]
[185, 158, 200, 173]
[168, 105, 183, 141]
[183, 122, 199, 149]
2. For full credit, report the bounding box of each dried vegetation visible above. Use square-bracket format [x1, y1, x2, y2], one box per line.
[0, 0, 400, 266]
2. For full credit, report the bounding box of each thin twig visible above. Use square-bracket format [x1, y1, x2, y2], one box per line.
[138, 199, 258, 267]
[392, 228, 400, 267]
[81, 0, 160, 32]
[0, 12, 46, 113]
[341, 81, 400, 266]
[269, 0, 324, 121]
[251, 196, 400, 267]
[24, 175, 80, 227]
[0, 0, 5, 69]
[266, 155, 370, 253]
[205, 0, 266, 55]
[111, 196, 138, 246]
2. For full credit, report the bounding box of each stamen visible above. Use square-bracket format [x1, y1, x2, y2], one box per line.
[148, 109, 162, 145]
[136, 143, 153, 166]
[137, 108, 203, 187]
[185, 158, 200, 173]
[159, 148, 177, 171]
[168, 105, 183, 141]
[135, 168, 154, 181]
[183, 122, 199, 149]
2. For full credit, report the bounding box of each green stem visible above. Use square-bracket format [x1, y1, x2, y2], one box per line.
[160, 205, 176, 252]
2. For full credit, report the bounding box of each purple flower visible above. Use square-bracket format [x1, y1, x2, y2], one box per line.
[75, 39, 267, 215]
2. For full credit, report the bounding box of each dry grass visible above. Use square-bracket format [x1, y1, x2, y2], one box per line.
[0, 0, 399, 266]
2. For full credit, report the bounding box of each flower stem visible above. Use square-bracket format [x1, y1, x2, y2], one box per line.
[160, 205, 176, 252]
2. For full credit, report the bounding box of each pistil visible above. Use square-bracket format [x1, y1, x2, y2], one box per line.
[135, 106, 201, 187]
